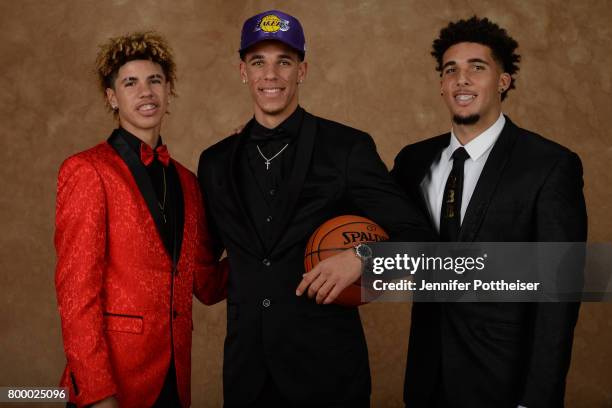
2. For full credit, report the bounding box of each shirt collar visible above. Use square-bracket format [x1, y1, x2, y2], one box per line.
[448, 113, 505, 161]
[117, 127, 163, 153]
[250, 106, 304, 141]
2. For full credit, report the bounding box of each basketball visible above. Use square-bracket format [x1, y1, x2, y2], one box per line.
[304, 215, 389, 306]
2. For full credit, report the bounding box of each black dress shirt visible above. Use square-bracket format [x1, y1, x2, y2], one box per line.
[239, 107, 304, 248]
[116, 127, 183, 263]
[245, 106, 304, 200]
[116, 128, 182, 407]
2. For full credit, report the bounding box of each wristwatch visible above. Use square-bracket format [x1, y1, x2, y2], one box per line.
[353, 243, 373, 273]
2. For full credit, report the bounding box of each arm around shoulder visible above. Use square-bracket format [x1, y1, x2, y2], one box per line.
[347, 133, 435, 242]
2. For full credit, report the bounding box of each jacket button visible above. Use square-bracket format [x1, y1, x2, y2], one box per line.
[262, 299, 271, 308]
[262, 258, 271, 266]
[173, 311, 179, 319]
[269, 189, 276, 196]
[266, 215, 273, 223]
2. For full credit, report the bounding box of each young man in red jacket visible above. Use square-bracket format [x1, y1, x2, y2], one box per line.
[55, 31, 228, 408]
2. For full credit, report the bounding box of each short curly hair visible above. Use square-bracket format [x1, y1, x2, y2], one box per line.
[95, 31, 177, 112]
[432, 16, 520, 100]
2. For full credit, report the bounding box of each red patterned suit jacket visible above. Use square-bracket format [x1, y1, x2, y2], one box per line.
[55, 139, 227, 408]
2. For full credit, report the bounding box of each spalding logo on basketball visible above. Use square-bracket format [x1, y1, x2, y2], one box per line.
[304, 215, 389, 306]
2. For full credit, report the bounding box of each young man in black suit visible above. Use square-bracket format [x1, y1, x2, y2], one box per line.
[197, 9, 433, 408]
[391, 16, 587, 408]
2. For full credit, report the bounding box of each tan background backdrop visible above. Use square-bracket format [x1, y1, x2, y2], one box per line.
[1, 0, 611, 407]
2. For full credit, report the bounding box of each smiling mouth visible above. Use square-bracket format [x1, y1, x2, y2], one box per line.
[259, 87, 285, 95]
[137, 103, 158, 112]
[454, 94, 476, 106]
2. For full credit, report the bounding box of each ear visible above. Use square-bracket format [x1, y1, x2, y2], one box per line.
[498, 73, 512, 94]
[239, 61, 248, 83]
[105, 88, 117, 109]
[165, 82, 172, 112]
[297, 61, 308, 83]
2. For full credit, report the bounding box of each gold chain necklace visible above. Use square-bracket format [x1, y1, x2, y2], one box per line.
[158, 167, 167, 223]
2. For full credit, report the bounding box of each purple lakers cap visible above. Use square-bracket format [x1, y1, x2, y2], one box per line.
[239, 10, 306, 58]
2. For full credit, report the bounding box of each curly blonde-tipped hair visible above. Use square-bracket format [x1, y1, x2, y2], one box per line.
[95, 31, 177, 112]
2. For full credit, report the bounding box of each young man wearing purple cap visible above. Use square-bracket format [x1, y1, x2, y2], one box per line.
[198, 9, 433, 408]
[391, 17, 586, 408]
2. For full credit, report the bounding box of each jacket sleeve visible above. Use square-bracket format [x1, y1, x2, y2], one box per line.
[192, 184, 228, 305]
[520, 152, 587, 407]
[347, 133, 435, 242]
[54, 156, 117, 407]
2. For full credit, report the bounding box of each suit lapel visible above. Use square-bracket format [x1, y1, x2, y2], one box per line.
[171, 162, 185, 266]
[267, 112, 316, 251]
[459, 116, 518, 241]
[228, 122, 267, 256]
[107, 131, 168, 257]
[414, 135, 450, 230]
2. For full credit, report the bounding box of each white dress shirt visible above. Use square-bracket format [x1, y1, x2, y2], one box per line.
[421, 113, 506, 232]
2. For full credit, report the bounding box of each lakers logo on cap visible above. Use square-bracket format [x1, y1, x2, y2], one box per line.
[255, 14, 290, 33]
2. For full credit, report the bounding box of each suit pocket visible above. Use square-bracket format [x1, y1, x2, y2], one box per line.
[103, 312, 144, 334]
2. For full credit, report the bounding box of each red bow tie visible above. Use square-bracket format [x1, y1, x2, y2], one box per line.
[140, 143, 170, 167]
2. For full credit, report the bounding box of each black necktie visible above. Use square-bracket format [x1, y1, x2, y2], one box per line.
[440, 147, 470, 241]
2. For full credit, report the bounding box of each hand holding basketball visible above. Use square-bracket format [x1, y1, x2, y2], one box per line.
[297, 215, 389, 306]
[296, 249, 362, 304]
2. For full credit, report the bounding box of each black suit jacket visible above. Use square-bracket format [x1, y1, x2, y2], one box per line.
[391, 116, 587, 408]
[198, 111, 434, 406]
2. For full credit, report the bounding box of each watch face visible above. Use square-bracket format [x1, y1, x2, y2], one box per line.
[356, 244, 372, 259]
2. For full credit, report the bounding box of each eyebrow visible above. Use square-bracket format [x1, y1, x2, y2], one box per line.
[120, 74, 164, 83]
[442, 58, 490, 70]
[248, 54, 264, 62]
[247, 54, 296, 62]
[468, 58, 489, 65]
[121, 76, 138, 84]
